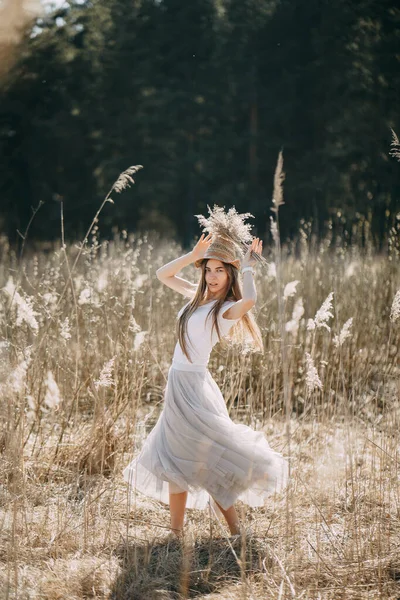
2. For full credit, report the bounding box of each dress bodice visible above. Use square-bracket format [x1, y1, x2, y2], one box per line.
[172, 299, 240, 367]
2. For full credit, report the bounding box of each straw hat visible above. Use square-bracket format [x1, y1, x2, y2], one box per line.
[194, 205, 254, 269]
[194, 236, 241, 268]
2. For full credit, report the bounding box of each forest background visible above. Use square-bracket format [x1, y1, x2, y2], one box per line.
[1, 2, 400, 598]
[0, 0, 400, 247]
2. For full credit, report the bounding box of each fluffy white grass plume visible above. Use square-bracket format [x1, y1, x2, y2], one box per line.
[390, 288, 400, 322]
[196, 204, 253, 246]
[0, 340, 10, 380]
[74, 274, 84, 292]
[133, 273, 149, 289]
[128, 315, 141, 333]
[344, 261, 359, 279]
[43, 371, 62, 410]
[6, 350, 32, 395]
[96, 270, 109, 293]
[333, 318, 353, 347]
[26, 394, 37, 420]
[389, 129, 400, 162]
[78, 287, 101, 308]
[133, 331, 148, 352]
[60, 317, 72, 341]
[306, 318, 315, 331]
[195, 204, 256, 261]
[271, 149, 285, 213]
[267, 262, 277, 278]
[94, 357, 115, 390]
[285, 297, 304, 336]
[307, 291, 334, 332]
[270, 216, 279, 245]
[283, 280, 299, 300]
[111, 165, 143, 195]
[305, 352, 323, 394]
[0, 340, 10, 352]
[78, 288, 92, 305]
[4, 277, 39, 333]
[41, 291, 58, 312]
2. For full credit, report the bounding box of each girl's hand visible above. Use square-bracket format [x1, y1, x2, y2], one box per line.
[191, 233, 213, 262]
[241, 237, 262, 269]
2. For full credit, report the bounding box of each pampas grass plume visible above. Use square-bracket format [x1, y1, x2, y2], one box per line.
[305, 352, 323, 393]
[308, 291, 334, 332]
[112, 165, 143, 194]
[283, 280, 299, 300]
[271, 150, 285, 213]
[43, 371, 62, 410]
[389, 129, 400, 162]
[285, 297, 304, 336]
[94, 357, 115, 390]
[333, 317, 353, 347]
[390, 288, 400, 322]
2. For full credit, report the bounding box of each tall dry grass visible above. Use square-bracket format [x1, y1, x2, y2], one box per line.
[0, 205, 399, 598]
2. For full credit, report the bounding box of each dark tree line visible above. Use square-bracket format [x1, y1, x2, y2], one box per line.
[0, 0, 399, 247]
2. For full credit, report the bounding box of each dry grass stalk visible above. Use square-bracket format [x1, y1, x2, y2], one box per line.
[52, 412, 118, 478]
[389, 128, 400, 162]
[0, 215, 399, 598]
[271, 150, 285, 213]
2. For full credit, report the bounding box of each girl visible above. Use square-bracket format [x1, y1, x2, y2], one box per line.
[123, 214, 288, 539]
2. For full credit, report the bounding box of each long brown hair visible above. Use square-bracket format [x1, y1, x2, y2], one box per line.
[177, 259, 263, 362]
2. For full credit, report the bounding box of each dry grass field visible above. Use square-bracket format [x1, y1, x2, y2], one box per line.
[1, 215, 399, 599]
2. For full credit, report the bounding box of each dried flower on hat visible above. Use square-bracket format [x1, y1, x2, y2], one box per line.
[196, 205, 254, 249]
[195, 205, 266, 268]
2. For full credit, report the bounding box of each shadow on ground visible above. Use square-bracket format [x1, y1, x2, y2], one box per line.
[109, 533, 268, 599]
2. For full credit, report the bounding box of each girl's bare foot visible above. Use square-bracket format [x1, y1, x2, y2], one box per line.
[229, 525, 254, 542]
[166, 528, 183, 542]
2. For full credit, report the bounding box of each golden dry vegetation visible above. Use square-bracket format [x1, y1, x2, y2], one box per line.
[0, 218, 399, 599]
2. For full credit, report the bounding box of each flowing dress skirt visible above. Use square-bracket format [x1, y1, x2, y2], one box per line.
[123, 363, 288, 511]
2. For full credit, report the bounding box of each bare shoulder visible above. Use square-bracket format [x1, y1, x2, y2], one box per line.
[222, 298, 256, 320]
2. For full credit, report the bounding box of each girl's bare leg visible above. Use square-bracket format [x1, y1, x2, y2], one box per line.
[213, 499, 241, 535]
[169, 486, 188, 537]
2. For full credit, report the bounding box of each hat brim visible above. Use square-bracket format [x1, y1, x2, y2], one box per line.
[195, 257, 241, 269]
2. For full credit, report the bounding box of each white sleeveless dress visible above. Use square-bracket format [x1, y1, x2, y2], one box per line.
[123, 299, 288, 510]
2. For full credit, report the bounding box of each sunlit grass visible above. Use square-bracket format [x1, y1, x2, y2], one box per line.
[0, 219, 399, 598]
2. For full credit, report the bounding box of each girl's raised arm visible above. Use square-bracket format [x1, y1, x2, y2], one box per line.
[156, 234, 213, 298]
[222, 238, 262, 320]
